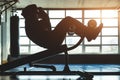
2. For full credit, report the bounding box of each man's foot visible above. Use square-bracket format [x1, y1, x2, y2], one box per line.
[92, 23, 103, 40]
[85, 20, 103, 41]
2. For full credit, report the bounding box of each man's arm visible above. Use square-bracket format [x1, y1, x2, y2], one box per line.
[37, 7, 51, 31]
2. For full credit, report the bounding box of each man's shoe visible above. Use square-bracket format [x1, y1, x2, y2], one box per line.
[85, 20, 103, 41]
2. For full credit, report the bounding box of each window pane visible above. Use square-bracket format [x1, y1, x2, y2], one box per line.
[68, 45, 82, 54]
[102, 46, 118, 53]
[49, 10, 65, 18]
[76, 19, 82, 22]
[85, 46, 100, 53]
[102, 10, 118, 18]
[66, 10, 82, 18]
[85, 37, 101, 45]
[102, 28, 118, 35]
[102, 19, 118, 26]
[19, 28, 26, 36]
[30, 41, 36, 45]
[19, 37, 29, 45]
[102, 37, 118, 44]
[84, 10, 100, 18]
[66, 37, 80, 44]
[20, 46, 29, 53]
[19, 19, 25, 27]
[30, 46, 46, 54]
[50, 19, 62, 27]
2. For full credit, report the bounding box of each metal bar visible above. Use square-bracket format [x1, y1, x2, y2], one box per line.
[91, 72, 120, 75]
[0, 71, 120, 75]
[1, 2, 17, 14]
[0, 1, 13, 7]
[0, 45, 67, 72]
[0, 71, 81, 75]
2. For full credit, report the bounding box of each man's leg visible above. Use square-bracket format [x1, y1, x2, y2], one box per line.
[48, 17, 103, 48]
[58, 17, 103, 42]
[47, 16, 86, 48]
[53, 16, 86, 37]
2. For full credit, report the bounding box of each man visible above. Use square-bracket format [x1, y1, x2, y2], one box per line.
[22, 4, 103, 49]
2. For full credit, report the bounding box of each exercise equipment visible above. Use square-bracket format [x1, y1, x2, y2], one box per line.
[0, 4, 102, 79]
[0, 19, 104, 80]
[0, 36, 93, 80]
[10, 15, 19, 57]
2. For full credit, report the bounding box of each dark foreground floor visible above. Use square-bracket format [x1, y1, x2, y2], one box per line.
[0, 64, 120, 80]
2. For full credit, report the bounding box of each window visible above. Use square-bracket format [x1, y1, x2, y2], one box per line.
[15, 9, 119, 54]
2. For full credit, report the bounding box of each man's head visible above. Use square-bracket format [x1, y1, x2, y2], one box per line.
[21, 4, 38, 19]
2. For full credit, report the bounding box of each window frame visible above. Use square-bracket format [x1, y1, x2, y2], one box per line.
[16, 8, 119, 54]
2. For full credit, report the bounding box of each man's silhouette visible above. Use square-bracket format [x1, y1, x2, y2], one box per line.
[22, 4, 103, 49]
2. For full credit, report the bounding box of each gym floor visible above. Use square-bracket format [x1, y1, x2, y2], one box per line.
[0, 64, 120, 80]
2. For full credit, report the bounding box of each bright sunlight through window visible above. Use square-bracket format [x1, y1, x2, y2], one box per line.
[15, 9, 119, 54]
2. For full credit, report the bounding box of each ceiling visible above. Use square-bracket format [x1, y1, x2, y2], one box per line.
[15, 0, 120, 9]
